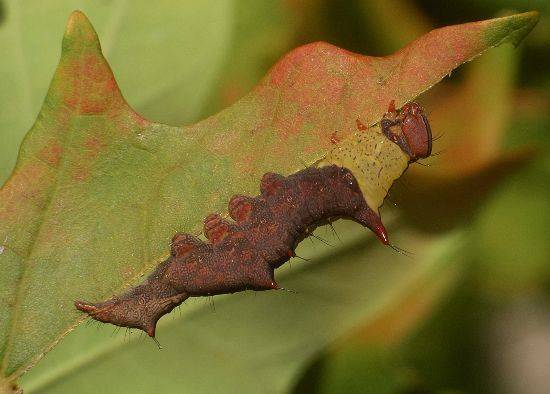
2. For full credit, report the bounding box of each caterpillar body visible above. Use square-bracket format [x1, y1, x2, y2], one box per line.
[76, 101, 432, 338]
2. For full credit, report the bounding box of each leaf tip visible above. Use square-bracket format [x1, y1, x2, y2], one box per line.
[63, 10, 101, 52]
[486, 10, 540, 48]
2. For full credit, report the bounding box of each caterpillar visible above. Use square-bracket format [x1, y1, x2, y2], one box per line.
[75, 101, 432, 338]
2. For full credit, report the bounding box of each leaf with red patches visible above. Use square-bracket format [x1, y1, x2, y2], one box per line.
[0, 9, 538, 390]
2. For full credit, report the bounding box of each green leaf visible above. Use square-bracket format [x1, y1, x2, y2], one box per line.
[0, 9, 539, 391]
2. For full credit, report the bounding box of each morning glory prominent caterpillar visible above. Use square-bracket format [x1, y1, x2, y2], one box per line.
[75, 101, 432, 338]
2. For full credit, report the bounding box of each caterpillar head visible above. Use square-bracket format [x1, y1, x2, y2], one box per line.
[381, 101, 432, 162]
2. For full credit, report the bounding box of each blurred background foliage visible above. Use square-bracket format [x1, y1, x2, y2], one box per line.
[1, 0, 549, 393]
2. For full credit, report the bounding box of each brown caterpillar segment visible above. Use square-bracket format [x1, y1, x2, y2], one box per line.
[228, 195, 253, 222]
[260, 172, 285, 196]
[204, 214, 232, 244]
[171, 233, 202, 258]
[75, 165, 388, 337]
[75, 278, 188, 337]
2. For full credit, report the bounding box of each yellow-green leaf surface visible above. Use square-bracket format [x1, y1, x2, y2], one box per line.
[0, 9, 539, 391]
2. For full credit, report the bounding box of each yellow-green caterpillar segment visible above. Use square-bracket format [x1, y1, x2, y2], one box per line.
[320, 101, 432, 216]
[320, 128, 409, 213]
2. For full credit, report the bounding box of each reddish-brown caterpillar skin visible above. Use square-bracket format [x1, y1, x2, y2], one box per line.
[75, 101, 432, 338]
[76, 166, 387, 337]
[381, 100, 432, 160]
